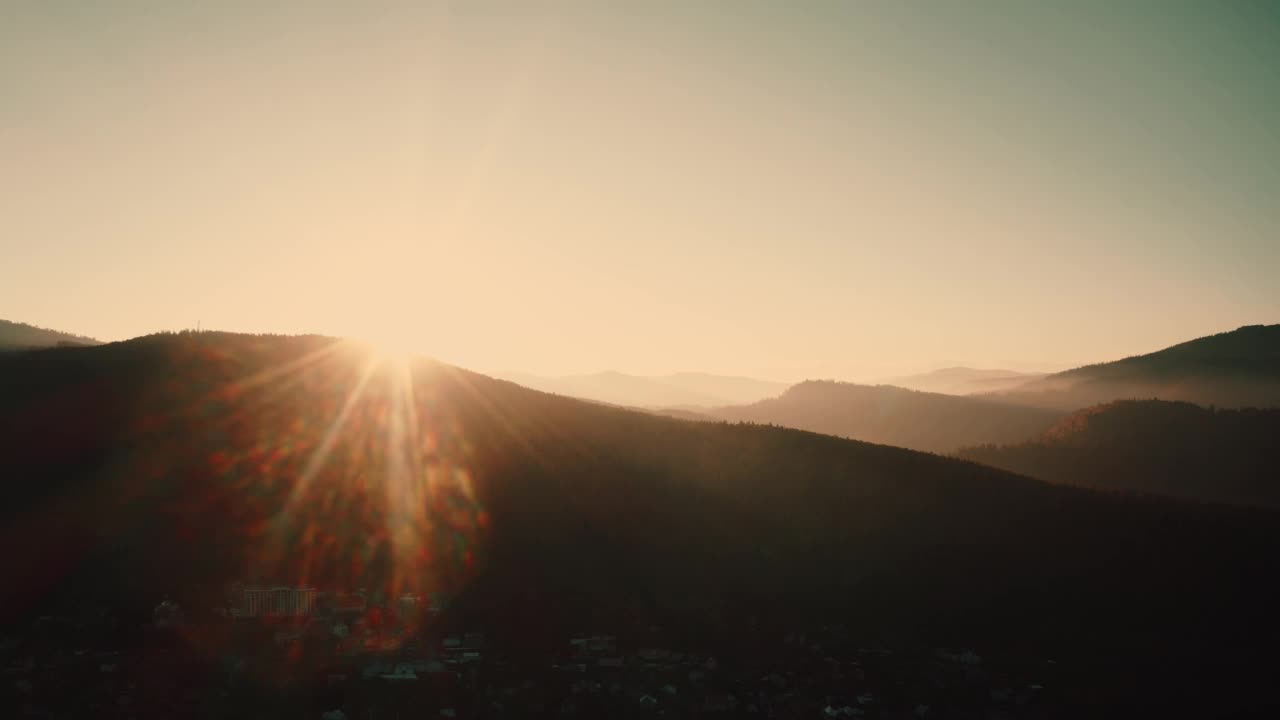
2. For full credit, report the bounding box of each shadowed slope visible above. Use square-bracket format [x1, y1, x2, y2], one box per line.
[958, 400, 1280, 508]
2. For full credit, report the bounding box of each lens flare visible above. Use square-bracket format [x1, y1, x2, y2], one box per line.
[111, 335, 491, 655]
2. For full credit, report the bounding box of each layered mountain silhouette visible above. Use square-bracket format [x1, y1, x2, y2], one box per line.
[983, 324, 1280, 410]
[497, 370, 787, 408]
[690, 381, 1063, 454]
[957, 399, 1280, 508]
[500, 327, 1279, 460]
[881, 367, 1046, 396]
[0, 318, 99, 350]
[6, 331, 1277, 713]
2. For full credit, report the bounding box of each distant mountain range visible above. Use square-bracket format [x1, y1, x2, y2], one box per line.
[982, 324, 1280, 410]
[500, 326, 1280, 426]
[688, 381, 1063, 454]
[0, 318, 99, 350]
[880, 367, 1046, 396]
[496, 370, 788, 408]
[957, 399, 1280, 508]
[503, 326, 1280, 456]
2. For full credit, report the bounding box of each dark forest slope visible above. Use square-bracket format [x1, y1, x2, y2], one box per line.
[958, 400, 1280, 508]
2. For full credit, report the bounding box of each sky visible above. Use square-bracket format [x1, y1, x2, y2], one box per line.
[3, 1, 1278, 381]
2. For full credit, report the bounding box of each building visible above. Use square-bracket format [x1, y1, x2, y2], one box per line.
[234, 586, 317, 618]
[398, 594, 423, 621]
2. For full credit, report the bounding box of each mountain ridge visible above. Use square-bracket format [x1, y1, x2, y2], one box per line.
[689, 379, 1064, 454]
[984, 324, 1280, 409]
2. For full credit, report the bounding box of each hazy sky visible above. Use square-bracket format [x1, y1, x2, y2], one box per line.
[4, 1, 1278, 381]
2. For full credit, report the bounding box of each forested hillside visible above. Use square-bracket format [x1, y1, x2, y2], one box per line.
[957, 400, 1280, 507]
[985, 325, 1280, 410]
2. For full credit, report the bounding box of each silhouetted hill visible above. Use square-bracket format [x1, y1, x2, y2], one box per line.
[698, 381, 1063, 453]
[986, 324, 1280, 410]
[497, 370, 786, 408]
[957, 400, 1280, 508]
[2, 333, 1278, 712]
[0, 318, 100, 350]
[882, 367, 1046, 396]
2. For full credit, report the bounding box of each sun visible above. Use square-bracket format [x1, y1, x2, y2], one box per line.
[353, 335, 418, 371]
